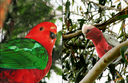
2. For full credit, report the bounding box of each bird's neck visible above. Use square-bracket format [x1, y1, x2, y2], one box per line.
[91, 33, 108, 47]
[92, 34, 112, 51]
[91, 33, 103, 45]
[41, 42, 54, 56]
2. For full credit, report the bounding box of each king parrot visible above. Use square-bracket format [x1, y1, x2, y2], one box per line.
[0, 22, 57, 83]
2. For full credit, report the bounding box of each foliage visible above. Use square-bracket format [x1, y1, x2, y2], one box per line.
[62, 0, 128, 83]
[0, 0, 62, 83]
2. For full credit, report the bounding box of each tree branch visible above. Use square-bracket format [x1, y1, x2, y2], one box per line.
[79, 40, 128, 83]
[63, 6, 128, 40]
[83, 0, 118, 11]
[123, 0, 128, 5]
[0, 0, 12, 29]
[64, 43, 94, 49]
[94, 6, 128, 29]
[63, 30, 82, 40]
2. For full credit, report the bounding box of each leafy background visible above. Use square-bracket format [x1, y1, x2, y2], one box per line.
[0, 0, 62, 83]
[1, 0, 128, 83]
[62, 0, 128, 83]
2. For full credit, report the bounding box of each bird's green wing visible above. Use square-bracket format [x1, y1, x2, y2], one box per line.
[0, 38, 48, 70]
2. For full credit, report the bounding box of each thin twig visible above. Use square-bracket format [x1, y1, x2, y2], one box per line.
[82, 0, 119, 11]
[63, 6, 128, 40]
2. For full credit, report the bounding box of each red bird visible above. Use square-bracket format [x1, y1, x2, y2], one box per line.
[0, 22, 57, 83]
[82, 25, 113, 58]
[82, 24, 127, 63]
[82, 24, 128, 80]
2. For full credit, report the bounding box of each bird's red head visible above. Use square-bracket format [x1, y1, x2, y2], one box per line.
[82, 24, 102, 40]
[25, 22, 57, 56]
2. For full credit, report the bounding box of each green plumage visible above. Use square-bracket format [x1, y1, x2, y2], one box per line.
[0, 38, 48, 70]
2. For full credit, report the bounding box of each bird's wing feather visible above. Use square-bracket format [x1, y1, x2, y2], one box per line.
[103, 33, 123, 64]
[103, 33, 120, 47]
[0, 38, 48, 70]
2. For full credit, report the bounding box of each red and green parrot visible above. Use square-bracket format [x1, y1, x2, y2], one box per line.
[0, 22, 57, 83]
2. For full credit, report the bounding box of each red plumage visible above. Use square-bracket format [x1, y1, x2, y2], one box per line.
[0, 58, 52, 83]
[0, 22, 57, 83]
[82, 25, 112, 58]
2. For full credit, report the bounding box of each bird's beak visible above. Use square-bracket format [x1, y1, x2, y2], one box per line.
[50, 32, 57, 39]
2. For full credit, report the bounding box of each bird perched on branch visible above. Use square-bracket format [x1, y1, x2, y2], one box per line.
[82, 24, 127, 80]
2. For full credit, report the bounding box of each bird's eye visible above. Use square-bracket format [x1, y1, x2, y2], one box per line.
[39, 27, 44, 31]
[50, 32, 57, 39]
[86, 29, 90, 34]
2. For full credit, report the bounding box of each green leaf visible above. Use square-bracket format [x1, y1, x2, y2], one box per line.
[46, 70, 51, 79]
[78, 19, 87, 28]
[99, 0, 106, 5]
[115, 15, 128, 20]
[75, 67, 85, 83]
[65, 1, 70, 18]
[55, 31, 62, 47]
[120, 46, 128, 64]
[126, 75, 128, 83]
[57, 6, 62, 11]
[53, 65, 62, 75]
